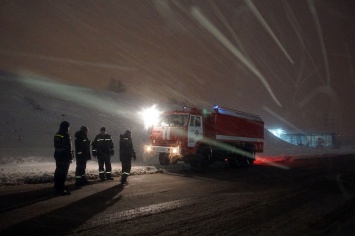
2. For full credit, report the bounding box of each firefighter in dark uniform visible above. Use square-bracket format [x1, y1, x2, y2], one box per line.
[53, 121, 73, 195]
[92, 127, 114, 181]
[119, 130, 136, 185]
[74, 126, 91, 186]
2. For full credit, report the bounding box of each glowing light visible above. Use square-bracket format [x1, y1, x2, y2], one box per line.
[144, 145, 152, 153]
[139, 105, 162, 129]
[269, 128, 285, 138]
[171, 147, 178, 154]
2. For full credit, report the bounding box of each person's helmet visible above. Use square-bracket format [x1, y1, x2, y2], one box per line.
[124, 130, 131, 136]
[100, 127, 106, 132]
[80, 126, 88, 132]
[60, 121, 70, 130]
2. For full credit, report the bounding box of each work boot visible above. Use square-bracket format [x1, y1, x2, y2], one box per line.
[99, 172, 106, 181]
[120, 174, 128, 185]
[106, 173, 114, 180]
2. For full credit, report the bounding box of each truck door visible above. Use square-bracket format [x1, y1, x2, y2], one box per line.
[188, 115, 203, 147]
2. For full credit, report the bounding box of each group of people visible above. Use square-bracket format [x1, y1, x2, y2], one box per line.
[53, 121, 136, 196]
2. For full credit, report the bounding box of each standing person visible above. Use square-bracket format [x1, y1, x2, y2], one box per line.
[74, 126, 91, 186]
[53, 121, 73, 195]
[92, 127, 114, 181]
[119, 130, 136, 185]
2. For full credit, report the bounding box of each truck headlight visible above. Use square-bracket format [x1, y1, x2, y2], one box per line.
[171, 147, 178, 154]
[145, 145, 152, 152]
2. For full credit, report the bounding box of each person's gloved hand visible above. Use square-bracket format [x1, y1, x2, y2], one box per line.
[132, 152, 137, 161]
[110, 149, 115, 156]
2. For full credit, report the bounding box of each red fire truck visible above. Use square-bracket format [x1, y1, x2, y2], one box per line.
[144, 106, 264, 168]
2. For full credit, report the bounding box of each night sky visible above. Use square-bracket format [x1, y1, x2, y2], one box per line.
[1, 0, 354, 137]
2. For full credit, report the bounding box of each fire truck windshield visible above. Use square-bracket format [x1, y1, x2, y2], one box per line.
[159, 114, 188, 127]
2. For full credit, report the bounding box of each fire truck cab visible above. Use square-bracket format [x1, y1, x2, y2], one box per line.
[144, 106, 264, 169]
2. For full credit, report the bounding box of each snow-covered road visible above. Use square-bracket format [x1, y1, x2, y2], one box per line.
[1, 154, 354, 235]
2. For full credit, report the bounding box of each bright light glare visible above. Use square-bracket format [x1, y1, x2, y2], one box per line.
[139, 105, 162, 129]
[269, 128, 285, 138]
[144, 145, 152, 153]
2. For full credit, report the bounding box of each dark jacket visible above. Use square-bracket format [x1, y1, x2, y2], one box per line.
[75, 131, 91, 160]
[119, 132, 135, 161]
[54, 129, 72, 161]
[92, 133, 114, 157]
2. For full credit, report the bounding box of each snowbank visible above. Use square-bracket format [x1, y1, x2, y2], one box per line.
[0, 158, 163, 186]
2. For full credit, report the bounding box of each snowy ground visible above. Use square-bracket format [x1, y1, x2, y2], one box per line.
[1, 146, 354, 186]
[0, 159, 162, 186]
[1, 153, 354, 235]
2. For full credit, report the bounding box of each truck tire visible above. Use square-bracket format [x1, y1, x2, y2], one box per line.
[197, 147, 211, 168]
[159, 153, 170, 165]
[190, 147, 210, 171]
[245, 150, 255, 166]
[233, 147, 246, 167]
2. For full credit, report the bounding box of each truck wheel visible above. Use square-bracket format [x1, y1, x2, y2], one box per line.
[197, 147, 211, 168]
[159, 153, 170, 165]
[234, 149, 246, 167]
[189, 147, 211, 171]
[245, 150, 255, 166]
